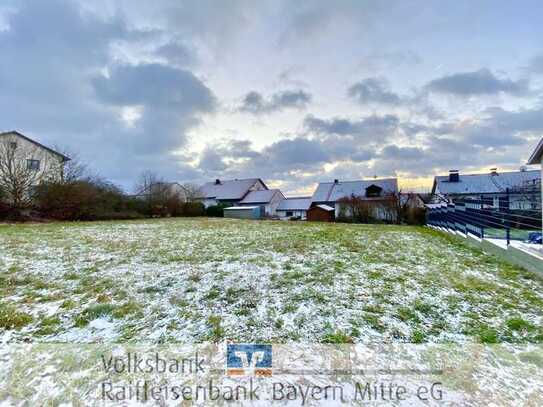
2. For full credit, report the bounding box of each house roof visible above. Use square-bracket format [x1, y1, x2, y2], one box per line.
[432, 170, 540, 195]
[239, 189, 283, 204]
[528, 137, 543, 165]
[0, 131, 71, 162]
[277, 197, 312, 211]
[316, 204, 335, 211]
[311, 178, 398, 202]
[198, 178, 267, 200]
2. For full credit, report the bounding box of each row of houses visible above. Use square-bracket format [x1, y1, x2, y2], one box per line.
[1, 130, 542, 223]
[196, 177, 408, 221]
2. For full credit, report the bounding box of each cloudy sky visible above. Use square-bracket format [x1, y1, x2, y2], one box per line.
[1, 0, 543, 194]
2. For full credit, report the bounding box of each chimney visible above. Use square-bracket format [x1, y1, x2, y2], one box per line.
[448, 170, 459, 182]
[334, 179, 339, 184]
[490, 168, 498, 176]
[215, 179, 221, 185]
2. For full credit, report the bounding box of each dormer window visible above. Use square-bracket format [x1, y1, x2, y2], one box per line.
[365, 184, 382, 198]
[27, 159, 40, 171]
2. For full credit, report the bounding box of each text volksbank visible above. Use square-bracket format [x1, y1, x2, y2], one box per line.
[101, 352, 206, 374]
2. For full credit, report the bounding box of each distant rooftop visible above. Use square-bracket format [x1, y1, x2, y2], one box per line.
[277, 197, 312, 211]
[433, 169, 540, 195]
[312, 178, 398, 202]
[198, 178, 267, 200]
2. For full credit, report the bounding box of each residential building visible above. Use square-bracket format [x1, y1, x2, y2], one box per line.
[0, 130, 70, 183]
[238, 189, 285, 217]
[276, 197, 312, 220]
[311, 178, 399, 220]
[197, 178, 268, 208]
[431, 168, 540, 210]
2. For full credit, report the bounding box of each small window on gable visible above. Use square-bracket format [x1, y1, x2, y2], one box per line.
[365, 184, 383, 198]
[9, 142, 17, 149]
[27, 159, 40, 171]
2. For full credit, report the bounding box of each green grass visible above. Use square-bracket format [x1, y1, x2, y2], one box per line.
[0, 218, 542, 343]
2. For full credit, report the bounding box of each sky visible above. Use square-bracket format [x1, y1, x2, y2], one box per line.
[1, 0, 543, 195]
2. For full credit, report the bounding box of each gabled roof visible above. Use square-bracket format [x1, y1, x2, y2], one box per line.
[0, 131, 71, 162]
[198, 178, 267, 200]
[432, 170, 540, 195]
[528, 137, 543, 165]
[239, 189, 283, 204]
[277, 197, 312, 211]
[312, 178, 398, 202]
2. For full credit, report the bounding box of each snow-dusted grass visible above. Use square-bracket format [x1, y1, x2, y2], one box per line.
[0, 218, 542, 344]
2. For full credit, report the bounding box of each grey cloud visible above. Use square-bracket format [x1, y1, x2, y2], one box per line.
[348, 78, 402, 105]
[304, 114, 400, 141]
[379, 145, 425, 160]
[239, 89, 312, 114]
[93, 64, 215, 112]
[425, 69, 529, 96]
[0, 0, 218, 188]
[155, 41, 197, 67]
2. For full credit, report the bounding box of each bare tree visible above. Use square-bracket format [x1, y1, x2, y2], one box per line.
[0, 140, 60, 208]
[53, 145, 89, 183]
[181, 182, 202, 202]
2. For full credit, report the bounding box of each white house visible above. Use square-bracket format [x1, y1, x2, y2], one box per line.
[276, 197, 312, 220]
[311, 178, 399, 220]
[0, 131, 70, 181]
[238, 189, 285, 217]
[197, 178, 268, 208]
[0, 131, 70, 205]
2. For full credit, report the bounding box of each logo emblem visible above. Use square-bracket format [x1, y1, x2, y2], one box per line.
[226, 344, 272, 376]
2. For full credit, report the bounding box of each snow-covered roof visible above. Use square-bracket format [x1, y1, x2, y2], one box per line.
[316, 204, 334, 211]
[198, 178, 267, 200]
[528, 137, 543, 165]
[432, 170, 540, 195]
[312, 178, 398, 202]
[239, 189, 282, 204]
[277, 197, 312, 211]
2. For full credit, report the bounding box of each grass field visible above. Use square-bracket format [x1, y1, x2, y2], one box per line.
[0, 218, 542, 344]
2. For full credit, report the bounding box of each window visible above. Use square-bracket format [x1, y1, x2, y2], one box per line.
[286, 211, 293, 217]
[365, 184, 383, 198]
[27, 159, 40, 171]
[9, 142, 17, 149]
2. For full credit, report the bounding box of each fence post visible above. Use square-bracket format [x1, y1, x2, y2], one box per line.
[505, 188, 510, 245]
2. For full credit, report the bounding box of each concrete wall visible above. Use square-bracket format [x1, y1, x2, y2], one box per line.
[429, 226, 543, 275]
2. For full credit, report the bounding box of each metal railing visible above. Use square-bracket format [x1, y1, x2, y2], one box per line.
[426, 189, 542, 245]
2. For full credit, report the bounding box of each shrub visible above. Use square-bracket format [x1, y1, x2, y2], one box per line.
[184, 201, 205, 217]
[205, 204, 227, 217]
[35, 180, 133, 221]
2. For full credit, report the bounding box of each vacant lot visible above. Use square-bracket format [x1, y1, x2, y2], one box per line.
[0, 218, 542, 343]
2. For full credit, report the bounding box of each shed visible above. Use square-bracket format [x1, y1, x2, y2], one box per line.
[223, 206, 262, 220]
[307, 204, 335, 222]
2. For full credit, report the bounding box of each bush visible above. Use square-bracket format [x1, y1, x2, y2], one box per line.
[34, 180, 131, 221]
[184, 202, 205, 217]
[205, 204, 227, 217]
